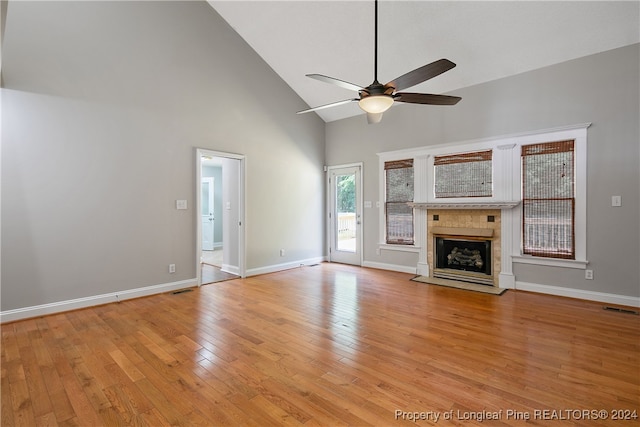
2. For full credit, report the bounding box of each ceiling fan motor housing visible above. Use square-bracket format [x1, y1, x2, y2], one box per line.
[358, 81, 395, 114]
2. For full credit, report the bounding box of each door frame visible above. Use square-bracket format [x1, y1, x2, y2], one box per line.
[327, 163, 363, 266]
[196, 149, 246, 285]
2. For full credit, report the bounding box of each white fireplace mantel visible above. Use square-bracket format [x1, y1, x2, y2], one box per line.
[413, 202, 519, 290]
[409, 201, 520, 210]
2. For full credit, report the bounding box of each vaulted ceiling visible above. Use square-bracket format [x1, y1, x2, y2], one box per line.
[209, 1, 640, 122]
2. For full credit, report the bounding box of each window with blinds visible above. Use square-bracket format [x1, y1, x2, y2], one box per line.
[385, 159, 414, 245]
[434, 150, 492, 198]
[522, 140, 575, 259]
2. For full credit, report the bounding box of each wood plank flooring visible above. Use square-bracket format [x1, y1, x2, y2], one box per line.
[2, 263, 639, 426]
[202, 263, 239, 285]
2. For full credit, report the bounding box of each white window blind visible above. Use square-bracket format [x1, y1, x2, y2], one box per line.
[434, 150, 492, 198]
[522, 140, 575, 259]
[385, 159, 414, 245]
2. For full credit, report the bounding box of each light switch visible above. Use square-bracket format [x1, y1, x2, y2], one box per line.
[612, 196, 622, 207]
[176, 200, 188, 210]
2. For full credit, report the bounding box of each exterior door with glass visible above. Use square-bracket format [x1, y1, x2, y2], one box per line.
[329, 165, 362, 265]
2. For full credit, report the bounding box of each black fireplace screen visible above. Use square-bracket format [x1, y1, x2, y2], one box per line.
[435, 237, 491, 275]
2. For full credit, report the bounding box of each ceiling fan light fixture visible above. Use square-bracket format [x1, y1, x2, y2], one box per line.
[358, 95, 394, 114]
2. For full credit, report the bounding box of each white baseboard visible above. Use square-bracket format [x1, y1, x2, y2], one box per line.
[416, 262, 429, 276]
[360, 264, 638, 307]
[499, 272, 516, 289]
[6, 269, 635, 324]
[362, 261, 417, 275]
[246, 256, 327, 277]
[516, 281, 640, 307]
[221, 264, 240, 276]
[0, 278, 198, 323]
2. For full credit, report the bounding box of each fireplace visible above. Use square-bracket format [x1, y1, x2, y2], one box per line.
[429, 218, 497, 286]
[408, 205, 513, 288]
[434, 237, 492, 285]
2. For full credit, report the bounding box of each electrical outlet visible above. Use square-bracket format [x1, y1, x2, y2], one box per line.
[585, 269, 593, 280]
[280, 249, 285, 257]
[612, 195, 622, 207]
[169, 264, 176, 273]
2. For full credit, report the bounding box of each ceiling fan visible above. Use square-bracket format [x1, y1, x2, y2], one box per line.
[297, 0, 461, 124]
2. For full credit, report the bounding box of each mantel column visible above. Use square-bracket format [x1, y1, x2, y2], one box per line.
[414, 155, 430, 276]
[496, 144, 517, 289]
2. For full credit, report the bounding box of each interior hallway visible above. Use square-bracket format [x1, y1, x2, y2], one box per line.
[201, 249, 238, 284]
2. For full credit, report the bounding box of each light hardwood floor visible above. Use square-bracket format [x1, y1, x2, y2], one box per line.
[2, 263, 639, 426]
[201, 249, 238, 284]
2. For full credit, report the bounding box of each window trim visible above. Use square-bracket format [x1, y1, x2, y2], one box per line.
[512, 127, 587, 266]
[377, 150, 421, 251]
[425, 142, 502, 206]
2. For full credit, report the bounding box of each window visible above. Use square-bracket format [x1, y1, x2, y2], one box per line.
[434, 150, 492, 198]
[521, 140, 575, 259]
[385, 159, 414, 245]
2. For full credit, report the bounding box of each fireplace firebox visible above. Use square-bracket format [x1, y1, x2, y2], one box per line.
[434, 237, 492, 285]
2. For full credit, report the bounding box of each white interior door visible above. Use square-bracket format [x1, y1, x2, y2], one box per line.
[201, 177, 215, 251]
[329, 165, 362, 265]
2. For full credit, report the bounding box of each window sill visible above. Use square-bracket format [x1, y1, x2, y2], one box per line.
[379, 244, 421, 253]
[410, 201, 520, 210]
[512, 255, 588, 269]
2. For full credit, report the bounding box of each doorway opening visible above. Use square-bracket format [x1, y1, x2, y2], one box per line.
[327, 164, 363, 266]
[197, 149, 245, 285]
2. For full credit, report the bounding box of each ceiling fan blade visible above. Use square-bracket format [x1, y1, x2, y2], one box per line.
[297, 98, 358, 114]
[366, 112, 383, 124]
[394, 92, 461, 105]
[385, 59, 456, 92]
[306, 74, 363, 92]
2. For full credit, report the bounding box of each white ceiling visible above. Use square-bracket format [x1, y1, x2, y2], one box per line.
[208, 0, 639, 122]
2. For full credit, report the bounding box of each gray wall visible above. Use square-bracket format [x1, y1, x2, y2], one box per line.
[326, 43, 640, 298]
[1, 1, 326, 311]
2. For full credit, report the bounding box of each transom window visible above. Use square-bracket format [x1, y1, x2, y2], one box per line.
[434, 150, 492, 198]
